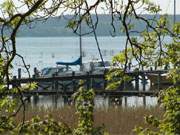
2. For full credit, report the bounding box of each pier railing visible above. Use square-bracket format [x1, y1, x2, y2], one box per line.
[8, 69, 171, 96]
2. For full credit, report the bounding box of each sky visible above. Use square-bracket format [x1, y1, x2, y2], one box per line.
[90, 0, 180, 15]
[0, 0, 179, 15]
[150, 0, 179, 14]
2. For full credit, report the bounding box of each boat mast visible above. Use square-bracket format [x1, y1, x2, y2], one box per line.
[79, 5, 83, 71]
[174, 0, 176, 24]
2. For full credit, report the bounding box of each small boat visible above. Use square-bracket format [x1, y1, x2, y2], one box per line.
[40, 66, 73, 77]
[82, 60, 111, 73]
[38, 65, 76, 91]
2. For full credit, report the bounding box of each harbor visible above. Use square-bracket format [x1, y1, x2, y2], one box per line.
[7, 68, 173, 107]
[0, 0, 179, 134]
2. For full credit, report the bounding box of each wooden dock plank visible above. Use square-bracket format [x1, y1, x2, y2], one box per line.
[0, 90, 159, 97]
[5, 70, 170, 98]
[9, 70, 168, 84]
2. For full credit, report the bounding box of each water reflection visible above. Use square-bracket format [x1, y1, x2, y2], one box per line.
[27, 79, 162, 108]
[29, 95, 158, 109]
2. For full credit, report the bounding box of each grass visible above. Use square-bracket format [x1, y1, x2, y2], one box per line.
[94, 106, 162, 135]
[15, 105, 163, 135]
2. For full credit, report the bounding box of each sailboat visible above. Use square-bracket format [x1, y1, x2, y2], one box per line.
[56, 7, 83, 72]
[55, 6, 107, 74]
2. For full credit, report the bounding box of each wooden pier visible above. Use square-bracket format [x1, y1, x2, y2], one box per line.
[7, 69, 172, 97]
[2, 69, 175, 106]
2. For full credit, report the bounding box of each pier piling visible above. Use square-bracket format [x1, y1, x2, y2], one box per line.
[18, 68, 21, 79]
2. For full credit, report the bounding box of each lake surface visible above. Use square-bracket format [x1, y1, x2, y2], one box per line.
[14, 36, 171, 76]
[14, 36, 126, 76]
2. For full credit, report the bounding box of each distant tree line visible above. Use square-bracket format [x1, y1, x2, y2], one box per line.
[17, 14, 180, 37]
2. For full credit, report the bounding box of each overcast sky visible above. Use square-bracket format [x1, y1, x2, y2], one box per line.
[0, 0, 179, 15]
[151, 0, 179, 14]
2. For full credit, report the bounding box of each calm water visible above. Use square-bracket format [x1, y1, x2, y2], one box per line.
[30, 95, 157, 108]
[14, 36, 126, 76]
[14, 36, 171, 75]
[13, 36, 157, 107]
